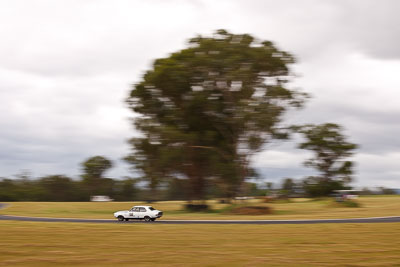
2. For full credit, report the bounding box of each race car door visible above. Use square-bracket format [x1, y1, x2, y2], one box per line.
[138, 207, 146, 218]
[128, 207, 139, 218]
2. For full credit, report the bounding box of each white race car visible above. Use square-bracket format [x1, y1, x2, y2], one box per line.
[114, 206, 163, 222]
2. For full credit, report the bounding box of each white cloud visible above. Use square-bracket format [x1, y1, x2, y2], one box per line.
[353, 152, 400, 188]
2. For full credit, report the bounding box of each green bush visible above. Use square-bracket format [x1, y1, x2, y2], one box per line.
[330, 200, 360, 208]
[341, 200, 360, 207]
[184, 204, 210, 212]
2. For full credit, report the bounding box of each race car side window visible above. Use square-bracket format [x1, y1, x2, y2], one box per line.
[139, 207, 146, 212]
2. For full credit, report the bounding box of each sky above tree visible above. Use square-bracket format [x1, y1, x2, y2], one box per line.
[1, 0, 399, 188]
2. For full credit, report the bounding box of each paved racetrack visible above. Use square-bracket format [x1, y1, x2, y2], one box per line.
[1, 203, 400, 224]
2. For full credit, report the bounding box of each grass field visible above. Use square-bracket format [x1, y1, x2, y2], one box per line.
[1, 195, 400, 220]
[1, 221, 400, 266]
[1, 197, 400, 266]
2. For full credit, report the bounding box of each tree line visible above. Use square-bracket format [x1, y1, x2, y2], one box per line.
[0, 156, 269, 202]
[0, 160, 394, 202]
[0, 156, 133, 201]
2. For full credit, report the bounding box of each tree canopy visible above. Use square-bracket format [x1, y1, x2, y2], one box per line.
[126, 30, 307, 200]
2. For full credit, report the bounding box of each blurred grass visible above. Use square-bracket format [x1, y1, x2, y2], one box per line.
[1, 221, 400, 266]
[1, 195, 399, 220]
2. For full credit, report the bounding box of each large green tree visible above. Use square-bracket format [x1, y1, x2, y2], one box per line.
[295, 123, 358, 196]
[126, 30, 307, 200]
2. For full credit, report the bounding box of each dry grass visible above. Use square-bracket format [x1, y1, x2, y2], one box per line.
[1, 221, 400, 266]
[1, 195, 400, 220]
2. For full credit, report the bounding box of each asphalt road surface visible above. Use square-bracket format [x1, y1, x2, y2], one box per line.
[1, 203, 400, 224]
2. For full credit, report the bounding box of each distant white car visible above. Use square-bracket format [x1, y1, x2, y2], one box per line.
[91, 195, 113, 202]
[114, 206, 163, 222]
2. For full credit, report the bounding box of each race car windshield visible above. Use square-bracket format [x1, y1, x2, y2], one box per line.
[149, 207, 155, 211]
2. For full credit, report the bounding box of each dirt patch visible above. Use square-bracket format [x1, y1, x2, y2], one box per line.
[229, 206, 272, 215]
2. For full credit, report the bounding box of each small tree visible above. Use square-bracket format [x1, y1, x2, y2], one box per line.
[81, 156, 113, 197]
[281, 178, 295, 197]
[296, 123, 357, 196]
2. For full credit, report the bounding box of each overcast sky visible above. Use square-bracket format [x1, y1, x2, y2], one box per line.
[1, 0, 399, 188]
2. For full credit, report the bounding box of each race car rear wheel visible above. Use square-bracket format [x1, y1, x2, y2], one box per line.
[117, 216, 124, 221]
